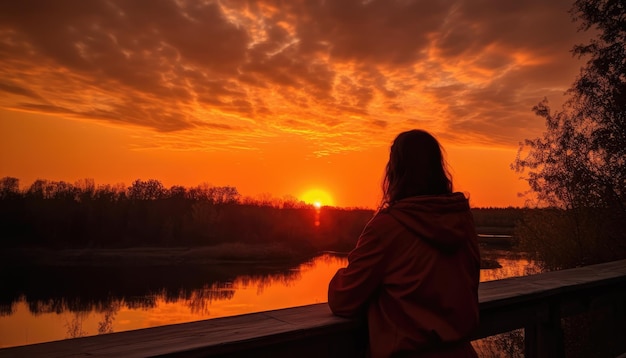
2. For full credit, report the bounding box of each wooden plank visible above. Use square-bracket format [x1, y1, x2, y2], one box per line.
[1, 259, 625, 357]
[478, 259, 626, 308]
[0, 304, 359, 358]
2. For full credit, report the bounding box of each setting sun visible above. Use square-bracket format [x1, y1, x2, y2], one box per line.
[300, 189, 334, 207]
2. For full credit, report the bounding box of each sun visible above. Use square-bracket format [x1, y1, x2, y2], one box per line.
[300, 188, 334, 207]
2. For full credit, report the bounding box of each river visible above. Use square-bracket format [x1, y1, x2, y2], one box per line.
[0, 249, 537, 349]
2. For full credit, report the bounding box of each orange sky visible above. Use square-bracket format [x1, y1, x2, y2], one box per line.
[0, 0, 590, 208]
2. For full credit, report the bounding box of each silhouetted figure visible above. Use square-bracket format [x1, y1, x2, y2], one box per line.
[328, 130, 480, 357]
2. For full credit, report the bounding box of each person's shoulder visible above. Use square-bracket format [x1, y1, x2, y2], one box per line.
[356, 211, 398, 248]
[365, 210, 397, 231]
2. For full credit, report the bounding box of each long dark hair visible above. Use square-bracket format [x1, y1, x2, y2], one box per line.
[382, 129, 453, 206]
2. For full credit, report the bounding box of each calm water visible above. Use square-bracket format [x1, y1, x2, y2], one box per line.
[0, 250, 537, 349]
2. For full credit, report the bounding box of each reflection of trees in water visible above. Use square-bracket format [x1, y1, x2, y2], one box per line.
[97, 301, 120, 335]
[0, 259, 308, 317]
[28, 298, 91, 315]
[0, 303, 14, 316]
[64, 311, 88, 339]
[236, 269, 303, 295]
[312, 253, 348, 266]
[2, 252, 536, 318]
[170, 268, 303, 313]
[60, 304, 119, 338]
[23, 296, 127, 316]
[185, 283, 236, 315]
[123, 295, 158, 310]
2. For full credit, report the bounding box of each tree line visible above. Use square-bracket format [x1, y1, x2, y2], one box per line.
[0, 177, 528, 254]
[0, 177, 373, 253]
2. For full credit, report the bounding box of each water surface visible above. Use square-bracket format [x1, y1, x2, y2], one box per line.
[0, 250, 536, 348]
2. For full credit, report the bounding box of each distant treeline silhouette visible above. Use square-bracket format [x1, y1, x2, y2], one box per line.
[0, 177, 524, 253]
[0, 177, 373, 253]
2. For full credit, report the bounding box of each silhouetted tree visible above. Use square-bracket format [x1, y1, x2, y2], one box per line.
[94, 184, 125, 202]
[187, 183, 213, 201]
[26, 179, 50, 199]
[281, 195, 307, 209]
[168, 185, 186, 199]
[128, 179, 165, 200]
[212, 186, 240, 204]
[0, 177, 20, 199]
[514, 0, 625, 269]
[49, 181, 76, 201]
[74, 178, 95, 202]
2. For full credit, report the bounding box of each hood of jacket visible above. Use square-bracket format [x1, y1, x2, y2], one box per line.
[384, 192, 475, 252]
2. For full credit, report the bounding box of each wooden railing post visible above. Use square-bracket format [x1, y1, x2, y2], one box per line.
[524, 300, 564, 358]
[618, 295, 626, 354]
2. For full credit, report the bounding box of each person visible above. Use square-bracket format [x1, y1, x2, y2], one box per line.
[328, 129, 480, 358]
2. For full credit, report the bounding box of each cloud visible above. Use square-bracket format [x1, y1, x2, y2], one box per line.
[0, 0, 589, 153]
[0, 81, 43, 99]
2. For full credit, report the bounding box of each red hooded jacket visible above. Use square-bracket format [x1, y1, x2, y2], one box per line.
[328, 193, 480, 357]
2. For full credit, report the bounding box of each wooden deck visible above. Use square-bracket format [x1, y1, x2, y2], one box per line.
[2, 259, 625, 358]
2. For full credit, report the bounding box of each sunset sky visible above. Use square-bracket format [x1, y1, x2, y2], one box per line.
[0, 0, 591, 208]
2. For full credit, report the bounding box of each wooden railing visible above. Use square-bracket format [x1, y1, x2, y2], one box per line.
[1, 259, 625, 358]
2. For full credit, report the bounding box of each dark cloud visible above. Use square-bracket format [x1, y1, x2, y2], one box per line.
[0, 82, 42, 99]
[371, 119, 388, 128]
[15, 103, 75, 114]
[0, 0, 588, 150]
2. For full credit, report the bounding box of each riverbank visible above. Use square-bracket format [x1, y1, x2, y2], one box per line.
[0, 243, 313, 267]
[1, 244, 508, 270]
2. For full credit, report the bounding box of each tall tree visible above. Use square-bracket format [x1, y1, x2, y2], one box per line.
[570, 0, 626, 208]
[513, 0, 625, 269]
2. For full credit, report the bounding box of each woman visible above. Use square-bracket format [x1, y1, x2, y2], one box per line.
[328, 130, 480, 357]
